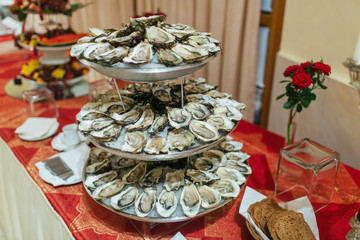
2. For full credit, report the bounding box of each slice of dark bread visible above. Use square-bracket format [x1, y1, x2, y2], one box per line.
[269, 210, 316, 240]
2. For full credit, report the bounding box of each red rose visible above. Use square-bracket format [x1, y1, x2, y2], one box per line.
[300, 61, 311, 70]
[283, 65, 301, 77]
[311, 62, 331, 76]
[293, 68, 306, 75]
[292, 73, 313, 89]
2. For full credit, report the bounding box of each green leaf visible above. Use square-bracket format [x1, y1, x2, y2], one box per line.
[284, 101, 294, 109]
[276, 93, 286, 100]
[310, 93, 316, 100]
[280, 80, 291, 83]
[296, 104, 303, 113]
[301, 98, 311, 108]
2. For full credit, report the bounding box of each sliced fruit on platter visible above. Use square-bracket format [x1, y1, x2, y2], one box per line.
[38, 33, 88, 46]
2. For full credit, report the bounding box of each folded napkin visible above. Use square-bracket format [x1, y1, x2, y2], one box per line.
[15, 117, 58, 139]
[171, 232, 186, 240]
[35, 143, 91, 187]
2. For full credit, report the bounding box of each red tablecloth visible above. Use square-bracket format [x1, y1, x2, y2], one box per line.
[0, 50, 360, 240]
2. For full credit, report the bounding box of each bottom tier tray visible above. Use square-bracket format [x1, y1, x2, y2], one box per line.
[82, 138, 252, 223]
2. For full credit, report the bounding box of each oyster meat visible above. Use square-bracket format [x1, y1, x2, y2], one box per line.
[206, 114, 234, 131]
[184, 102, 210, 120]
[161, 23, 196, 40]
[167, 107, 192, 129]
[139, 167, 163, 187]
[86, 158, 111, 174]
[163, 169, 185, 191]
[209, 179, 240, 198]
[90, 124, 121, 142]
[144, 135, 168, 154]
[99, 46, 129, 64]
[215, 167, 246, 185]
[189, 120, 220, 142]
[225, 151, 250, 162]
[148, 115, 168, 134]
[156, 189, 178, 218]
[92, 179, 125, 200]
[197, 185, 221, 209]
[213, 105, 243, 121]
[167, 128, 195, 151]
[125, 104, 154, 131]
[225, 160, 252, 175]
[171, 43, 209, 63]
[192, 156, 219, 172]
[83, 42, 114, 61]
[84, 170, 118, 189]
[121, 131, 147, 153]
[151, 84, 172, 102]
[220, 141, 244, 152]
[70, 43, 96, 58]
[134, 187, 157, 217]
[146, 26, 175, 47]
[180, 182, 201, 218]
[185, 169, 219, 184]
[110, 186, 139, 210]
[158, 48, 183, 66]
[122, 161, 147, 183]
[123, 41, 153, 64]
[110, 106, 143, 125]
[111, 157, 136, 170]
[203, 149, 227, 167]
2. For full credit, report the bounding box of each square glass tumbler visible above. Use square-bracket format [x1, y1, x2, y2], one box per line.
[22, 87, 59, 118]
[88, 78, 114, 100]
[274, 138, 340, 212]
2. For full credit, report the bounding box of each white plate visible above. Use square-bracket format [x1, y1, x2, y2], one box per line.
[18, 121, 59, 141]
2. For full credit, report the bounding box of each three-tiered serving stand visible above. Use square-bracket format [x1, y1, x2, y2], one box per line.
[78, 51, 247, 238]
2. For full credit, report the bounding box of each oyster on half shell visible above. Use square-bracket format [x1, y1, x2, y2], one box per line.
[92, 179, 125, 200]
[121, 131, 147, 153]
[167, 107, 192, 129]
[144, 135, 168, 154]
[158, 48, 183, 66]
[220, 141, 243, 152]
[180, 182, 201, 218]
[134, 187, 157, 218]
[215, 167, 246, 186]
[146, 26, 176, 47]
[148, 115, 168, 134]
[139, 167, 163, 188]
[209, 179, 240, 198]
[197, 185, 221, 209]
[184, 102, 210, 120]
[110, 106, 143, 125]
[163, 169, 185, 191]
[123, 41, 153, 64]
[90, 124, 121, 142]
[185, 169, 219, 184]
[110, 186, 139, 210]
[156, 189, 178, 218]
[167, 128, 196, 151]
[125, 104, 154, 131]
[189, 120, 220, 142]
[84, 170, 118, 189]
[171, 43, 209, 63]
[206, 114, 234, 132]
[122, 161, 147, 183]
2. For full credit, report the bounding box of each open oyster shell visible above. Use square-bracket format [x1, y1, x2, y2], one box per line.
[146, 26, 176, 47]
[84, 170, 118, 189]
[163, 169, 185, 191]
[197, 185, 221, 209]
[122, 161, 147, 183]
[92, 179, 125, 200]
[156, 189, 178, 218]
[209, 179, 240, 198]
[189, 120, 220, 142]
[123, 41, 153, 64]
[180, 182, 201, 218]
[110, 186, 139, 210]
[134, 187, 157, 218]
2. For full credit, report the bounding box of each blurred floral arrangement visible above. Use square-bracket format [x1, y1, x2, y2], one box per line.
[9, 0, 88, 21]
[20, 58, 89, 99]
[277, 60, 331, 145]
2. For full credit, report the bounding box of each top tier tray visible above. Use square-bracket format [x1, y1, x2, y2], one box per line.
[79, 55, 216, 82]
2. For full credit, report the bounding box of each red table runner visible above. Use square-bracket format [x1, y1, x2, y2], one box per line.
[0, 50, 360, 240]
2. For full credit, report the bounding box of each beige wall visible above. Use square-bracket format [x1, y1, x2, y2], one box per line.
[268, 0, 360, 169]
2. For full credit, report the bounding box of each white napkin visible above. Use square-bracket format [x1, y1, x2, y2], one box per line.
[15, 117, 58, 139]
[35, 143, 91, 187]
[239, 187, 320, 240]
[171, 232, 186, 240]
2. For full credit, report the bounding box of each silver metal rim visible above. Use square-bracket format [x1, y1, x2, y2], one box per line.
[78, 55, 217, 82]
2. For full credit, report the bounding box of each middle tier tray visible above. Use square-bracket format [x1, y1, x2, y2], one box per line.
[84, 128, 232, 161]
[79, 55, 216, 82]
